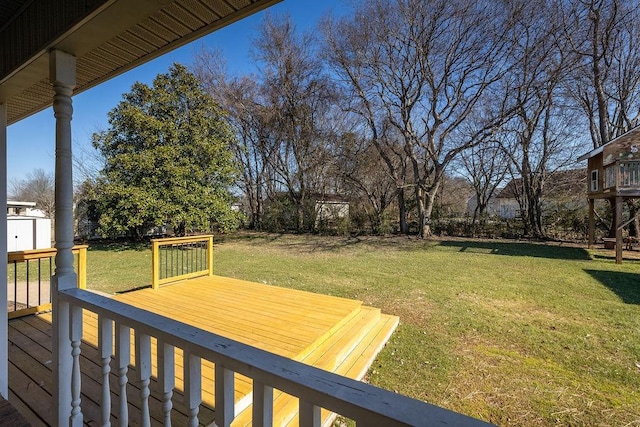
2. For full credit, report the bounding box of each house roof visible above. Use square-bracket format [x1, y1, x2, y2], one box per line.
[497, 168, 587, 199]
[577, 125, 640, 161]
[0, 0, 280, 125]
[6, 200, 36, 208]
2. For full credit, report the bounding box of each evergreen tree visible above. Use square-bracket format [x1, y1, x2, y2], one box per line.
[92, 63, 239, 238]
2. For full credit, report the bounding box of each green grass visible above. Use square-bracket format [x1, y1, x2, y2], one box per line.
[83, 233, 640, 426]
[85, 241, 152, 293]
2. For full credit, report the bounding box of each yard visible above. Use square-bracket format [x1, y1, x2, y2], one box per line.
[84, 233, 640, 426]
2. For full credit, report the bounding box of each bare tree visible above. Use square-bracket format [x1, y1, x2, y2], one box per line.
[10, 168, 55, 217]
[459, 139, 510, 226]
[253, 14, 339, 231]
[194, 49, 272, 229]
[323, 0, 511, 237]
[337, 132, 397, 234]
[499, 0, 581, 238]
[195, 16, 340, 233]
[564, 0, 640, 148]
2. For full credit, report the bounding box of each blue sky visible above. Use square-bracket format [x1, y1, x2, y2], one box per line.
[6, 0, 346, 186]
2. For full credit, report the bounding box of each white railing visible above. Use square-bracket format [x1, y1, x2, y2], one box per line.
[57, 287, 491, 427]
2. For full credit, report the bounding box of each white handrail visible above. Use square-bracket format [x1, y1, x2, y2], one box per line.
[58, 288, 492, 426]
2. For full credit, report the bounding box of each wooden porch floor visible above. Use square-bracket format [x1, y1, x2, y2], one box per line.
[8, 275, 398, 426]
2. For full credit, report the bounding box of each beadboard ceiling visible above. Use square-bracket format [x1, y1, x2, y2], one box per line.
[0, 0, 280, 125]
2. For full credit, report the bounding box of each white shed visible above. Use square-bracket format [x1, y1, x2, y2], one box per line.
[6, 201, 51, 251]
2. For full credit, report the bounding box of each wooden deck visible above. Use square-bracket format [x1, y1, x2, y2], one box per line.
[8, 275, 398, 426]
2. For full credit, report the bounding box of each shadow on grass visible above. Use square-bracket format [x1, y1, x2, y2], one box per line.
[85, 241, 149, 252]
[438, 240, 592, 260]
[115, 284, 152, 294]
[216, 231, 376, 253]
[585, 269, 640, 304]
[218, 231, 595, 258]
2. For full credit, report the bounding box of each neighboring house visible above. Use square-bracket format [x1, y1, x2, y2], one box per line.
[6, 200, 51, 251]
[314, 194, 350, 230]
[7, 200, 46, 217]
[465, 193, 502, 218]
[495, 169, 587, 219]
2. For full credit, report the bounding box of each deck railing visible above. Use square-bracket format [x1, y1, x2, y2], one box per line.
[57, 287, 490, 427]
[605, 160, 640, 189]
[7, 245, 87, 318]
[151, 235, 213, 289]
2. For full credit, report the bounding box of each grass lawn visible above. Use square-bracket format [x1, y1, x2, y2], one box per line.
[84, 233, 640, 426]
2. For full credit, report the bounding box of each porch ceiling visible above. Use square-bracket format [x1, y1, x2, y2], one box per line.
[0, 0, 281, 125]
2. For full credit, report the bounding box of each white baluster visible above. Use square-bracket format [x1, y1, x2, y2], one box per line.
[215, 365, 235, 427]
[183, 350, 201, 427]
[252, 380, 273, 427]
[157, 339, 175, 426]
[135, 332, 152, 427]
[70, 304, 83, 427]
[98, 316, 113, 426]
[299, 400, 321, 427]
[115, 322, 130, 426]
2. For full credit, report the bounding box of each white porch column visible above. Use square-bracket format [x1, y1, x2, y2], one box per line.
[0, 102, 8, 399]
[49, 50, 78, 425]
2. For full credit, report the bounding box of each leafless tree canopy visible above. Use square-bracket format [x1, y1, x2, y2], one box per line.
[183, 0, 640, 238]
[10, 168, 55, 217]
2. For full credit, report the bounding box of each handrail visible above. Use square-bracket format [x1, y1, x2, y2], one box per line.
[151, 235, 213, 289]
[8, 245, 88, 263]
[59, 287, 492, 426]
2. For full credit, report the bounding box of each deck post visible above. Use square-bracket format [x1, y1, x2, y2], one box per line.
[0, 102, 8, 399]
[49, 49, 78, 426]
[588, 198, 594, 248]
[615, 196, 623, 264]
[208, 235, 214, 276]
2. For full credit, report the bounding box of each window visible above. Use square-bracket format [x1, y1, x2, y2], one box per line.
[590, 169, 599, 192]
[605, 166, 616, 188]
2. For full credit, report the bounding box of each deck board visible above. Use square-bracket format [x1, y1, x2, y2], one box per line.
[8, 275, 398, 426]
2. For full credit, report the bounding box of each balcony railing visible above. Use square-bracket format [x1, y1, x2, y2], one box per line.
[605, 160, 640, 189]
[57, 287, 490, 427]
[7, 245, 87, 318]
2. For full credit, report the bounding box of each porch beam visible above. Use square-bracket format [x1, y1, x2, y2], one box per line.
[49, 49, 77, 425]
[0, 102, 8, 399]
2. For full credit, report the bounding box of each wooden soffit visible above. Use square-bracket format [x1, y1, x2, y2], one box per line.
[0, 0, 281, 125]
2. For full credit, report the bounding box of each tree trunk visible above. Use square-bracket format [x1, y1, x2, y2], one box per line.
[417, 186, 426, 238]
[626, 199, 639, 237]
[608, 198, 616, 238]
[397, 188, 408, 234]
[419, 189, 438, 238]
[296, 202, 304, 232]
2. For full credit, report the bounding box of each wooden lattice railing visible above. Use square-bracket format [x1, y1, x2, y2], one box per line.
[151, 235, 213, 289]
[7, 245, 87, 318]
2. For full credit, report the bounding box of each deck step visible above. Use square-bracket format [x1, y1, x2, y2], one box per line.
[231, 308, 399, 427]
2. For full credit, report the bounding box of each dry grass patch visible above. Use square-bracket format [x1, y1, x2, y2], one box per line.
[447, 337, 639, 426]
